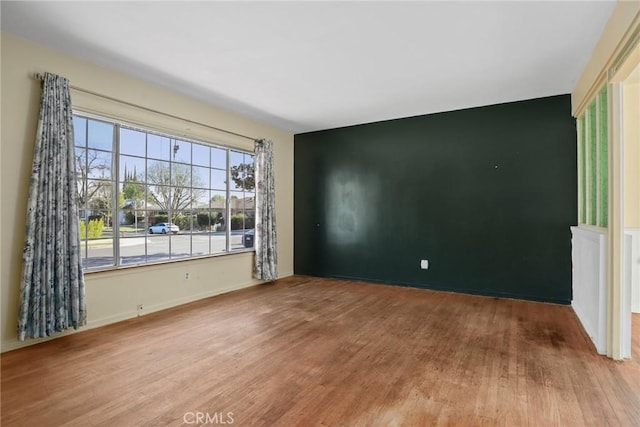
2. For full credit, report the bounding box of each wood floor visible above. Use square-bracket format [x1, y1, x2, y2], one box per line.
[2, 276, 639, 426]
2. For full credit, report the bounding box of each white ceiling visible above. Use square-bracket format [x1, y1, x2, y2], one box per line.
[1, 1, 616, 133]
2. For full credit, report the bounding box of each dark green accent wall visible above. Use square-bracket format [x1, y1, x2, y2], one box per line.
[294, 95, 577, 304]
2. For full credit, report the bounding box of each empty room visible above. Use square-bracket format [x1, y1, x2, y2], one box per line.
[1, 1, 639, 426]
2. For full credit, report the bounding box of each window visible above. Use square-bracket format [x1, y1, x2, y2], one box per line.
[577, 85, 608, 227]
[73, 114, 255, 270]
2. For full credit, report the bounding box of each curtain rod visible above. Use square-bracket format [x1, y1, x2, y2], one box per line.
[33, 73, 258, 142]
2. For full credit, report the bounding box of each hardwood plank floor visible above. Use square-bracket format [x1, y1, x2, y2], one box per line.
[2, 276, 639, 426]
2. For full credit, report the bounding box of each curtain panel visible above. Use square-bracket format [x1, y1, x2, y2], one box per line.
[253, 139, 278, 280]
[18, 72, 86, 341]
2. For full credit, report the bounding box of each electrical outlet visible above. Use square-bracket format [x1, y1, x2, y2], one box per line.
[420, 260, 429, 270]
[185, 272, 190, 280]
[137, 304, 143, 311]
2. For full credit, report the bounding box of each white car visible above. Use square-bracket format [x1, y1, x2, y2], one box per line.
[149, 222, 179, 234]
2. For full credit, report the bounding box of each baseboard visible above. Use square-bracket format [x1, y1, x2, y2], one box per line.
[1, 279, 262, 353]
[317, 273, 571, 305]
[570, 304, 601, 354]
[572, 301, 605, 354]
[278, 270, 294, 279]
[136, 281, 261, 318]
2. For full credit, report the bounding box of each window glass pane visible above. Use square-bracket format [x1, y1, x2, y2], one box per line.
[242, 209, 255, 249]
[243, 209, 255, 229]
[84, 210, 114, 269]
[73, 116, 86, 147]
[86, 180, 113, 211]
[210, 191, 226, 209]
[193, 203, 211, 232]
[172, 139, 191, 164]
[230, 150, 244, 168]
[230, 229, 244, 250]
[171, 211, 191, 233]
[171, 186, 193, 211]
[120, 128, 146, 157]
[192, 226, 210, 257]
[599, 87, 608, 228]
[171, 163, 191, 187]
[77, 180, 89, 208]
[212, 147, 226, 170]
[210, 190, 226, 228]
[192, 166, 210, 188]
[230, 191, 245, 250]
[579, 117, 586, 224]
[86, 150, 112, 180]
[147, 218, 170, 262]
[148, 185, 171, 212]
[75, 147, 86, 176]
[119, 155, 146, 183]
[119, 233, 146, 266]
[193, 189, 210, 212]
[230, 192, 244, 220]
[78, 213, 89, 260]
[589, 103, 597, 225]
[211, 190, 226, 253]
[119, 242, 146, 265]
[212, 229, 226, 253]
[240, 230, 254, 249]
[211, 169, 226, 190]
[230, 152, 255, 191]
[87, 120, 114, 151]
[192, 143, 210, 167]
[245, 192, 255, 212]
[147, 134, 171, 161]
[147, 160, 171, 186]
[124, 183, 149, 211]
[86, 241, 114, 269]
[170, 212, 191, 259]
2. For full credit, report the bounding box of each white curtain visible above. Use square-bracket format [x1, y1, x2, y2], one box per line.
[18, 72, 86, 340]
[254, 139, 278, 280]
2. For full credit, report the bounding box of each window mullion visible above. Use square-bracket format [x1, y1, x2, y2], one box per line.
[226, 149, 231, 253]
[144, 133, 148, 263]
[113, 124, 121, 266]
[190, 143, 193, 257]
[83, 123, 89, 261]
[169, 145, 173, 260]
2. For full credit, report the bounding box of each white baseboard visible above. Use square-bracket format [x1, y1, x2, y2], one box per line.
[1, 279, 264, 353]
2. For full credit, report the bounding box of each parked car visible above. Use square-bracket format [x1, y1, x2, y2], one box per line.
[149, 223, 179, 234]
[243, 229, 254, 248]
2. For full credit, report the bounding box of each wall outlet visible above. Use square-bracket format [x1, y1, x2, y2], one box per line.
[185, 272, 190, 280]
[420, 259, 429, 270]
[137, 304, 143, 312]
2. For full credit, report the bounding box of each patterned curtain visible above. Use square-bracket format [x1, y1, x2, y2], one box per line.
[18, 73, 86, 341]
[253, 139, 278, 280]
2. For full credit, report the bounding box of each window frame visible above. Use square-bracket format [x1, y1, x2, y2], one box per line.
[73, 110, 256, 272]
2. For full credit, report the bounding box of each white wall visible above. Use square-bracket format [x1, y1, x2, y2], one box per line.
[0, 32, 294, 352]
[571, 226, 608, 354]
